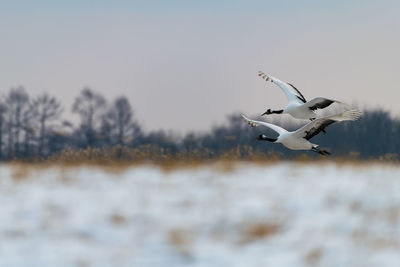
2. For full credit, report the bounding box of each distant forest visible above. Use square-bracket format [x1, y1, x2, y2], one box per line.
[0, 86, 397, 161]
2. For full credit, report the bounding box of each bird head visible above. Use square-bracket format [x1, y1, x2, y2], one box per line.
[257, 134, 277, 142]
[257, 134, 266, 140]
[261, 109, 272, 116]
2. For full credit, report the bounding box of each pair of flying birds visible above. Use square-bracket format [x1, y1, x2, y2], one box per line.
[241, 71, 362, 155]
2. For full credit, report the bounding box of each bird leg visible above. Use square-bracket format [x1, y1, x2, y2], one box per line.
[312, 146, 331, 156]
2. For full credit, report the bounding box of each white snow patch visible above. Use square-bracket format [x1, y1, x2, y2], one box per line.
[0, 163, 399, 267]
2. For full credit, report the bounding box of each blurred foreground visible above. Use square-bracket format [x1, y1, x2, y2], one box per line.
[1, 162, 400, 267]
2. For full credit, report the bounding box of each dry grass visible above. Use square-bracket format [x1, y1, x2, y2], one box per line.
[304, 247, 322, 266]
[10, 165, 31, 181]
[238, 222, 281, 245]
[168, 228, 195, 257]
[46, 146, 394, 166]
[110, 212, 127, 226]
[2, 146, 399, 180]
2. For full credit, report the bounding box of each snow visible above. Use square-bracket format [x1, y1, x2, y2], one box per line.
[0, 163, 399, 267]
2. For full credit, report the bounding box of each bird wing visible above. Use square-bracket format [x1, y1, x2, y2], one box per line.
[302, 97, 352, 111]
[258, 71, 307, 104]
[241, 114, 288, 135]
[293, 109, 362, 140]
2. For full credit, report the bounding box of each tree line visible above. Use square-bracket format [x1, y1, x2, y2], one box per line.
[0, 87, 142, 160]
[0, 86, 397, 161]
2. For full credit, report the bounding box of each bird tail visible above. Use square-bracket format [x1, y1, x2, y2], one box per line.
[337, 109, 363, 121]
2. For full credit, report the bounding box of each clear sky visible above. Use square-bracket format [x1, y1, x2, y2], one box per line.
[0, 0, 399, 133]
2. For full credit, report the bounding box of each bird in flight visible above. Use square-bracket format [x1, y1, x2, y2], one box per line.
[241, 109, 362, 155]
[258, 71, 352, 120]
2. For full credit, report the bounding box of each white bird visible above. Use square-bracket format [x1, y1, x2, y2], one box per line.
[241, 109, 362, 155]
[258, 71, 351, 120]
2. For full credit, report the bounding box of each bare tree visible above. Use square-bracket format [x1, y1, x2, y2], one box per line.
[31, 93, 63, 157]
[5, 87, 29, 158]
[72, 88, 106, 147]
[103, 96, 142, 146]
[107, 97, 132, 145]
[99, 115, 112, 146]
[0, 102, 7, 159]
[21, 104, 36, 158]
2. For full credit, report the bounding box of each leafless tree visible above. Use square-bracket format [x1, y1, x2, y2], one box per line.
[30, 93, 63, 156]
[107, 96, 133, 145]
[21, 104, 36, 158]
[72, 88, 106, 147]
[0, 102, 7, 159]
[5, 87, 29, 158]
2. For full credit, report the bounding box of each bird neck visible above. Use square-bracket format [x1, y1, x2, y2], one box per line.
[271, 109, 283, 114]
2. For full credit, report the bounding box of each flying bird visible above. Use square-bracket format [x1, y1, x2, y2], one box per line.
[241, 109, 362, 155]
[258, 71, 352, 120]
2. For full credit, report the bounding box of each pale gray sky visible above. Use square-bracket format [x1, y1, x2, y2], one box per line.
[0, 0, 399, 132]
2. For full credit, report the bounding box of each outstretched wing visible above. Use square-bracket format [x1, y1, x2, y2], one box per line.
[293, 109, 362, 140]
[303, 97, 352, 111]
[241, 114, 288, 135]
[258, 71, 306, 104]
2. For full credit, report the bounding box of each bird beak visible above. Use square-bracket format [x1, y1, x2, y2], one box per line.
[261, 111, 268, 116]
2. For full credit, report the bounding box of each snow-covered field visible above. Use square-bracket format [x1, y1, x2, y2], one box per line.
[0, 163, 399, 267]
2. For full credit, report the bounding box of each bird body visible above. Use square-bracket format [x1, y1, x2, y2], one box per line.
[242, 109, 362, 155]
[284, 102, 316, 120]
[278, 132, 316, 150]
[258, 71, 350, 120]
